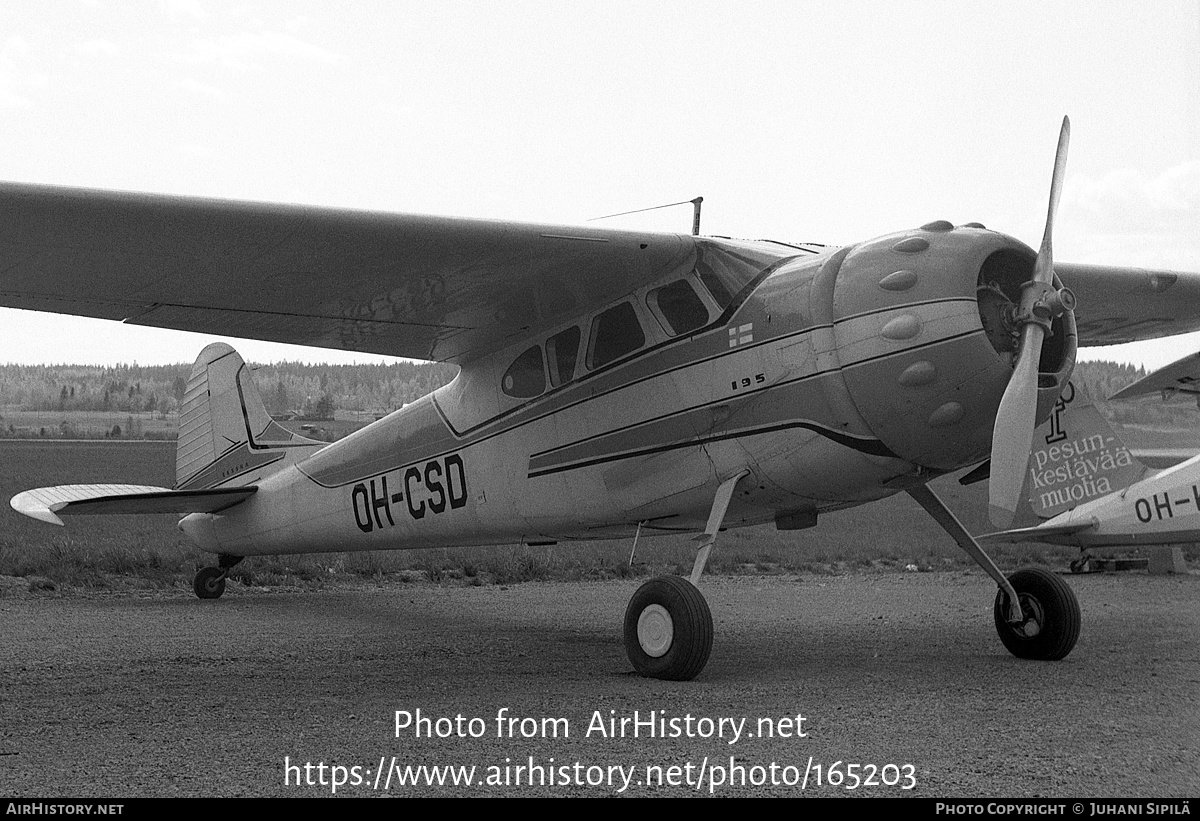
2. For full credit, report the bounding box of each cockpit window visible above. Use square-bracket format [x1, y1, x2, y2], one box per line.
[546, 326, 581, 387]
[502, 345, 546, 398]
[587, 302, 645, 370]
[696, 268, 733, 308]
[693, 239, 780, 310]
[647, 279, 709, 336]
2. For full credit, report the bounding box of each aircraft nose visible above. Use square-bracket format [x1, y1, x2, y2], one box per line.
[827, 224, 1074, 472]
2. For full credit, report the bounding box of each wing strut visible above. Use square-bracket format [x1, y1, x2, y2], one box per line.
[628, 520, 645, 566]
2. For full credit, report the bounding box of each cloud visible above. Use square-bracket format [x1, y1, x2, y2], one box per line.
[4, 35, 30, 55]
[0, 84, 30, 111]
[78, 40, 120, 57]
[0, 38, 32, 111]
[177, 142, 215, 160]
[177, 77, 225, 100]
[185, 29, 340, 70]
[158, 0, 207, 21]
[1066, 161, 1200, 233]
[1060, 161, 1200, 269]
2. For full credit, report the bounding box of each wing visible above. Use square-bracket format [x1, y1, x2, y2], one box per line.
[1057, 263, 1200, 346]
[11, 484, 257, 526]
[1110, 350, 1200, 401]
[0, 182, 698, 363]
[4, 181, 1198, 360]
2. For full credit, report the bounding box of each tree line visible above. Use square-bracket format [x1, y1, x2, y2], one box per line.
[0, 359, 459, 420]
[0, 358, 1195, 433]
[1073, 359, 1199, 433]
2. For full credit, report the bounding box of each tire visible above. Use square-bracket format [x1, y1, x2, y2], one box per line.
[993, 568, 1080, 660]
[623, 575, 713, 680]
[193, 566, 226, 600]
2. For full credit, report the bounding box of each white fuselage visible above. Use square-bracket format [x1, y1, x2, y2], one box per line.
[184, 226, 1060, 558]
[1032, 455, 1200, 546]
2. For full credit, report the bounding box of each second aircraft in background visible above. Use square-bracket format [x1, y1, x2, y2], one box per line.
[982, 357, 1200, 559]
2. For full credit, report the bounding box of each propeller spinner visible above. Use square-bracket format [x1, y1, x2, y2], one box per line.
[988, 117, 1077, 528]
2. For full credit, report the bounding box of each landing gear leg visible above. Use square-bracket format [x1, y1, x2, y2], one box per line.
[193, 554, 244, 600]
[906, 483, 1080, 660]
[623, 470, 747, 681]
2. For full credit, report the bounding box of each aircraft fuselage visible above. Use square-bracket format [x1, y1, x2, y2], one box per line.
[182, 223, 1075, 557]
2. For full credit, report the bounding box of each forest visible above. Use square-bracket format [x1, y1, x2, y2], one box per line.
[0, 359, 458, 417]
[0, 357, 1195, 440]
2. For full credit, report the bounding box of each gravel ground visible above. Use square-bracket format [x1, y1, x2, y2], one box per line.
[1, 570, 1197, 797]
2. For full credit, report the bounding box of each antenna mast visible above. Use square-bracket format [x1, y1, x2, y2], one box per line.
[588, 197, 705, 235]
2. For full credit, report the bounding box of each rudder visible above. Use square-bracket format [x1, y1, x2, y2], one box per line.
[176, 343, 323, 489]
[1027, 380, 1148, 519]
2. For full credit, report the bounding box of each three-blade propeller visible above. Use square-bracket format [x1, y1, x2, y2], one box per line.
[988, 116, 1073, 528]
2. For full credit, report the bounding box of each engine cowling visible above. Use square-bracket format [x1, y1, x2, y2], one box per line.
[820, 221, 1076, 472]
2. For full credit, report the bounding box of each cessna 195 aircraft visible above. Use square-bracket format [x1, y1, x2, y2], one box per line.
[5, 118, 1200, 680]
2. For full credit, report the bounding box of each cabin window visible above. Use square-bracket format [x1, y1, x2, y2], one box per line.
[587, 301, 645, 370]
[648, 278, 709, 336]
[546, 326, 580, 387]
[502, 345, 546, 398]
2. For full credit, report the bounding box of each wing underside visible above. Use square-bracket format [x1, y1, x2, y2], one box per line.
[1, 182, 1198, 360]
[0, 182, 695, 363]
[1057, 263, 1200, 347]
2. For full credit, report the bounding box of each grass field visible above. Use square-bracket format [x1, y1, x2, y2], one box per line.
[0, 440, 1191, 593]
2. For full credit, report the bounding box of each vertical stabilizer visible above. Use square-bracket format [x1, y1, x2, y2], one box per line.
[1027, 380, 1148, 519]
[176, 343, 324, 490]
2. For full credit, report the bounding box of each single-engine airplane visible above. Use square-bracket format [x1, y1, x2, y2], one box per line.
[5, 118, 1200, 679]
[982, 358, 1200, 558]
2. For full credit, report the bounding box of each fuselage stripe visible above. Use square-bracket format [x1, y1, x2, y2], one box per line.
[526, 420, 896, 479]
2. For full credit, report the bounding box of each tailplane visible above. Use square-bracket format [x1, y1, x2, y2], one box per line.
[10, 343, 323, 527]
[176, 342, 324, 490]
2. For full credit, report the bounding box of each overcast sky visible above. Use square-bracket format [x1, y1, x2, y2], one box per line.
[1, 0, 1197, 368]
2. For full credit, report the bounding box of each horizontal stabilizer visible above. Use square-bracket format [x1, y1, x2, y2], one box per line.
[976, 517, 1098, 544]
[1110, 350, 1200, 401]
[1132, 448, 1197, 469]
[11, 484, 257, 526]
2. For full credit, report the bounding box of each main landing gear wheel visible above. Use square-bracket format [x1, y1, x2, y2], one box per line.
[623, 575, 713, 681]
[193, 566, 226, 600]
[993, 568, 1080, 660]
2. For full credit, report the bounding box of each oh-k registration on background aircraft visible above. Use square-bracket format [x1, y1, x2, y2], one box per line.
[4, 118, 1199, 680]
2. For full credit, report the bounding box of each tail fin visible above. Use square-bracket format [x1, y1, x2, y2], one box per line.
[176, 343, 323, 490]
[1027, 380, 1148, 518]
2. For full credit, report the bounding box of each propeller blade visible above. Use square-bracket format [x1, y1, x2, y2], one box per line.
[987, 117, 1071, 528]
[988, 324, 1045, 525]
[1032, 116, 1070, 288]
